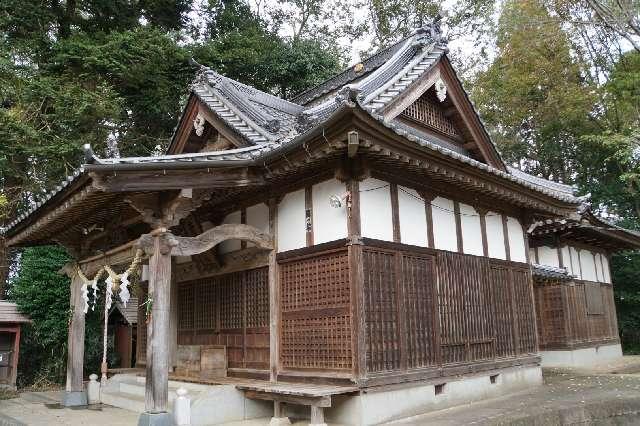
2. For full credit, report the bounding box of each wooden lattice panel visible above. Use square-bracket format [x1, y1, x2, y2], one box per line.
[438, 252, 495, 364]
[280, 250, 350, 312]
[245, 268, 269, 329]
[402, 254, 437, 368]
[533, 282, 565, 348]
[533, 279, 619, 350]
[194, 280, 217, 330]
[512, 268, 537, 354]
[490, 265, 516, 357]
[279, 249, 352, 371]
[362, 249, 401, 372]
[176, 267, 269, 370]
[401, 96, 460, 138]
[360, 242, 539, 376]
[178, 282, 195, 330]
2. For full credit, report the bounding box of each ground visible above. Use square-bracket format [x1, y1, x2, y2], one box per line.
[1, 358, 639, 425]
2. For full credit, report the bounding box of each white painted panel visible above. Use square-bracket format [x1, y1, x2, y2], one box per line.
[485, 212, 506, 260]
[398, 186, 427, 247]
[507, 217, 526, 263]
[602, 255, 611, 283]
[313, 179, 348, 244]
[432, 197, 458, 252]
[460, 203, 483, 256]
[561, 246, 572, 275]
[537, 246, 559, 268]
[218, 211, 241, 254]
[570, 246, 581, 279]
[246, 203, 269, 248]
[580, 250, 598, 282]
[360, 178, 393, 241]
[277, 189, 306, 252]
[594, 253, 604, 283]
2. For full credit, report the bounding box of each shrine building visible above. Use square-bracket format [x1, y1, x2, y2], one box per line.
[4, 23, 639, 426]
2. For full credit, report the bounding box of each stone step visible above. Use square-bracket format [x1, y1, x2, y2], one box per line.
[100, 390, 147, 413]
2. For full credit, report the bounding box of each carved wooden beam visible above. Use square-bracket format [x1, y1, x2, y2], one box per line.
[126, 189, 215, 229]
[157, 224, 273, 257]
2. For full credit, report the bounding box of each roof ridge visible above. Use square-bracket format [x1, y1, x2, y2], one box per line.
[290, 35, 413, 105]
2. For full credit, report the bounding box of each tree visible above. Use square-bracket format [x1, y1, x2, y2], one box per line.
[9, 246, 117, 386]
[471, 0, 595, 182]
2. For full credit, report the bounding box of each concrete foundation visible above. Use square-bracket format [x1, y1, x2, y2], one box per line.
[61, 390, 87, 407]
[138, 411, 174, 426]
[540, 343, 623, 368]
[325, 365, 543, 426]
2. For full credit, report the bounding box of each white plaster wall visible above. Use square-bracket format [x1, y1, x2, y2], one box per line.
[360, 178, 393, 241]
[580, 250, 598, 282]
[485, 212, 506, 260]
[277, 189, 306, 252]
[507, 217, 527, 263]
[218, 211, 241, 254]
[570, 246, 582, 279]
[537, 246, 559, 268]
[312, 179, 348, 244]
[245, 203, 269, 248]
[594, 253, 604, 282]
[432, 197, 457, 252]
[529, 247, 536, 263]
[460, 203, 483, 256]
[561, 246, 573, 275]
[602, 255, 611, 283]
[326, 366, 542, 426]
[398, 186, 428, 247]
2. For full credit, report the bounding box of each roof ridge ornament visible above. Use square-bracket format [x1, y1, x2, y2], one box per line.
[414, 16, 448, 50]
[335, 85, 363, 107]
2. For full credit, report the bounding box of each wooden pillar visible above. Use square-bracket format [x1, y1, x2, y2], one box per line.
[139, 232, 176, 421]
[268, 199, 279, 382]
[62, 264, 87, 406]
[310, 405, 326, 426]
[10, 326, 20, 390]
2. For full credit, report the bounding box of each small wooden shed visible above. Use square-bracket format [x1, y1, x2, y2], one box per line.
[0, 301, 30, 390]
[109, 298, 138, 369]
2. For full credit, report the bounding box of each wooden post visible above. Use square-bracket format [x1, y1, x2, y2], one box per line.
[62, 264, 88, 406]
[10, 326, 20, 390]
[138, 232, 176, 423]
[310, 405, 326, 426]
[268, 199, 279, 382]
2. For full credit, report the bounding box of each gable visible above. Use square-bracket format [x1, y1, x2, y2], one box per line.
[379, 58, 505, 171]
[168, 95, 249, 155]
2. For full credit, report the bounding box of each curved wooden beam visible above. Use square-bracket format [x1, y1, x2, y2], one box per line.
[170, 223, 273, 257]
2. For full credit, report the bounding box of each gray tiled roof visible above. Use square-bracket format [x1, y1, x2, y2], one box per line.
[4, 22, 595, 236]
[532, 264, 574, 280]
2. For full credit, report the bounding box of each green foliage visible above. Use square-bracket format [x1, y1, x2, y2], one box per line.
[9, 246, 115, 387]
[472, 0, 595, 182]
[612, 251, 640, 354]
[10, 246, 71, 386]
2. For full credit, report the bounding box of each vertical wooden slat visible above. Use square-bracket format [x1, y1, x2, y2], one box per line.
[502, 214, 511, 262]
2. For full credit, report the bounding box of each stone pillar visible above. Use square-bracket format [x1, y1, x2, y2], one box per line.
[138, 232, 176, 426]
[62, 264, 88, 407]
